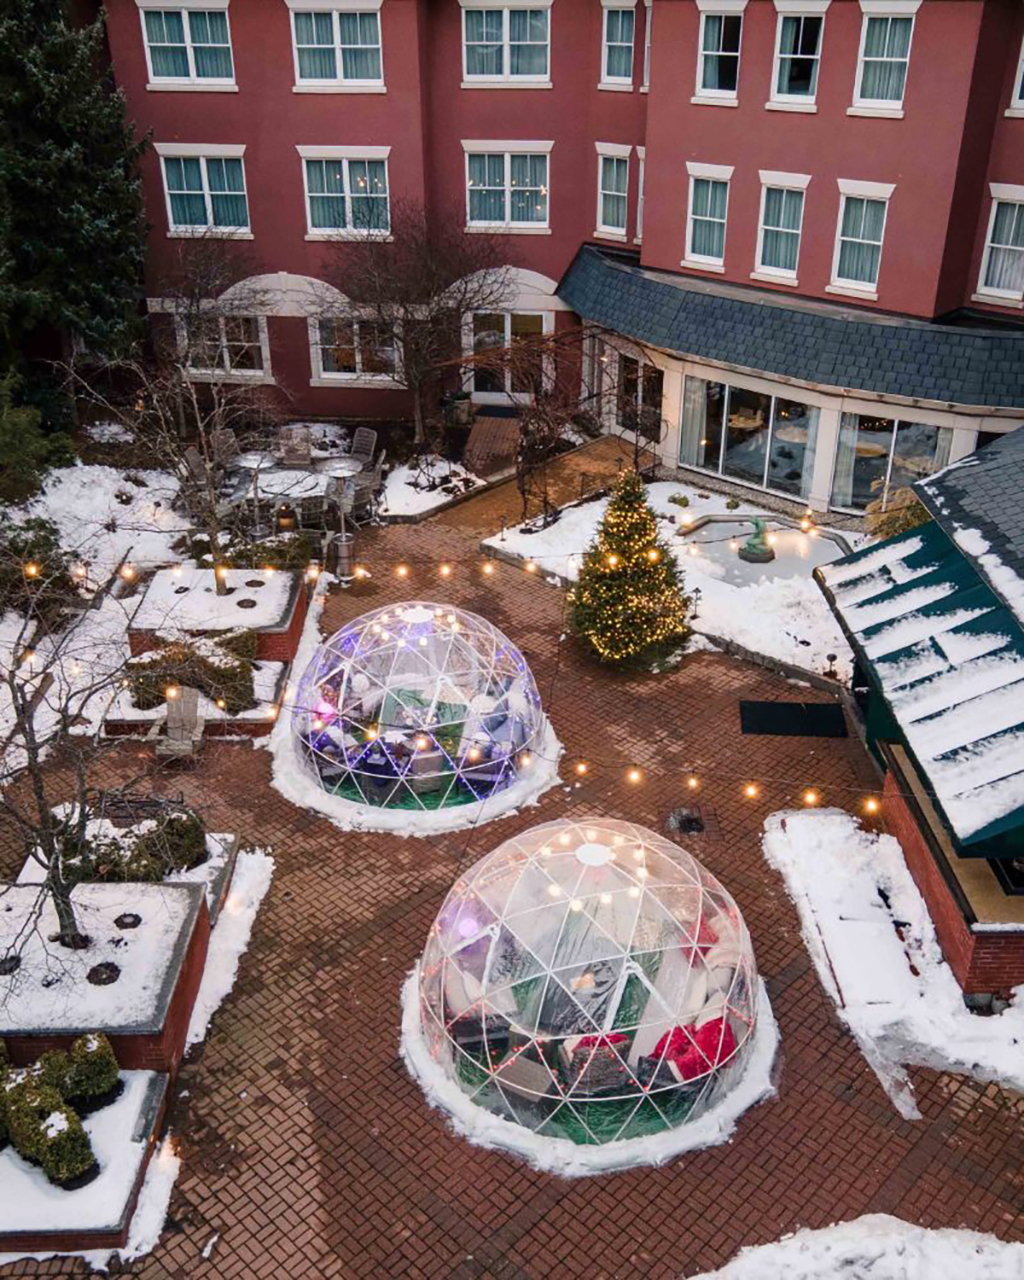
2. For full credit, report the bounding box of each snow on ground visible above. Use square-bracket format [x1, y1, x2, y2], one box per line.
[380, 456, 484, 518]
[132, 566, 292, 634]
[763, 809, 1024, 1119]
[482, 481, 857, 680]
[19, 464, 189, 580]
[691, 1214, 1024, 1279]
[401, 967, 780, 1177]
[186, 847, 274, 1047]
[84, 421, 135, 446]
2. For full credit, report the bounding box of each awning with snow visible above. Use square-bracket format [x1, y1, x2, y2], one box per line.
[816, 521, 1024, 855]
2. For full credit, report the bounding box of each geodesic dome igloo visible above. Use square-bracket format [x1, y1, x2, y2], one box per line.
[415, 818, 759, 1149]
[292, 603, 546, 813]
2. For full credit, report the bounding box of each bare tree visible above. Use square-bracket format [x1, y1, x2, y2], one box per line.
[317, 200, 513, 446]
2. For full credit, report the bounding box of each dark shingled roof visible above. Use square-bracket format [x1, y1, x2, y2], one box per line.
[558, 245, 1024, 411]
[916, 429, 1024, 604]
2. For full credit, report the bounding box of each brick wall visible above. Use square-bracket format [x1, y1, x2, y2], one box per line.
[883, 774, 1024, 996]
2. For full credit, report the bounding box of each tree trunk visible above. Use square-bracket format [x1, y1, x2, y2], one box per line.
[412, 385, 426, 446]
[47, 862, 90, 950]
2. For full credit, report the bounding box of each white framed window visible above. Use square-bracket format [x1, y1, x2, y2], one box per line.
[595, 144, 630, 239]
[684, 163, 732, 270]
[642, 0, 652, 88]
[601, 6, 635, 87]
[140, 7, 235, 87]
[852, 3, 919, 114]
[754, 172, 810, 282]
[1009, 35, 1024, 116]
[829, 179, 894, 296]
[636, 146, 645, 242]
[694, 2, 746, 104]
[290, 6, 383, 90]
[463, 142, 551, 231]
[155, 144, 250, 236]
[462, 5, 551, 85]
[468, 310, 552, 401]
[977, 187, 1024, 305]
[770, 6, 826, 106]
[177, 314, 270, 379]
[297, 147, 390, 238]
[310, 317, 399, 382]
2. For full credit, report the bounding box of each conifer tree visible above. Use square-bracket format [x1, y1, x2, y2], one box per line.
[0, 2, 147, 382]
[569, 469, 689, 665]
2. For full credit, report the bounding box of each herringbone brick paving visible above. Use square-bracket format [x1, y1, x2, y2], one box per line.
[3, 471, 1024, 1278]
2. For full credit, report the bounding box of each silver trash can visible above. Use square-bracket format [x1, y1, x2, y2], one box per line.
[331, 531, 355, 581]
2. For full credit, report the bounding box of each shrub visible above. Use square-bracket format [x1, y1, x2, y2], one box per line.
[0, 518, 79, 629]
[132, 812, 207, 874]
[866, 487, 931, 539]
[6, 1077, 96, 1185]
[36, 1049, 72, 1094]
[726, 498, 741, 510]
[65, 1033, 120, 1102]
[667, 494, 690, 509]
[187, 531, 319, 573]
[0, 376, 77, 504]
[127, 637, 257, 714]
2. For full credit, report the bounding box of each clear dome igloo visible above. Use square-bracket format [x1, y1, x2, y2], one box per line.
[414, 818, 760, 1150]
[292, 602, 546, 813]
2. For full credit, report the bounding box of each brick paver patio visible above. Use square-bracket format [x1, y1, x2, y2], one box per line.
[3, 473, 1024, 1278]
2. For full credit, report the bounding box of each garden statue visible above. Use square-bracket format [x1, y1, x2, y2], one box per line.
[738, 517, 776, 564]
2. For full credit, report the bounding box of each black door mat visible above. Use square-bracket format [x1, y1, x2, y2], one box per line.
[739, 700, 848, 738]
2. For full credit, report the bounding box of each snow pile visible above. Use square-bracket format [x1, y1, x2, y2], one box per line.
[483, 482, 855, 678]
[692, 1214, 1024, 1279]
[401, 966, 780, 1177]
[85, 421, 135, 446]
[763, 809, 1024, 1118]
[186, 847, 274, 1047]
[132, 566, 292, 634]
[19, 464, 188, 579]
[380, 456, 484, 518]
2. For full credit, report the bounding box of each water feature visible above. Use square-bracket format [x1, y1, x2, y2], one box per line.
[680, 518, 848, 587]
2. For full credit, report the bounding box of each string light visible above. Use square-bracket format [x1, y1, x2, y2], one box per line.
[120, 565, 135, 580]
[799, 517, 813, 532]
[575, 760, 589, 776]
[687, 774, 699, 790]
[24, 563, 39, 578]
[355, 565, 369, 578]
[520, 751, 533, 768]
[415, 734, 430, 750]
[606, 553, 620, 569]
[525, 560, 538, 574]
[439, 563, 452, 578]
[395, 563, 410, 578]
[743, 783, 759, 799]
[627, 765, 643, 784]
[165, 685, 180, 700]
[482, 561, 496, 575]
[802, 789, 819, 807]
[646, 548, 660, 563]
[217, 698, 227, 709]
[864, 796, 880, 814]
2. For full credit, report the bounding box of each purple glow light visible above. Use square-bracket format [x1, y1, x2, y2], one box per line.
[457, 915, 479, 938]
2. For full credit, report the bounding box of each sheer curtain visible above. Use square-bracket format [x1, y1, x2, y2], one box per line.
[859, 16, 911, 101]
[145, 11, 189, 77]
[165, 157, 206, 226]
[760, 188, 802, 273]
[830, 414, 859, 509]
[604, 9, 634, 79]
[837, 197, 884, 284]
[465, 10, 504, 75]
[307, 160, 346, 230]
[339, 13, 381, 80]
[188, 11, 233, 78]
[509, 10, 548, 76]
[207, 158, 248, 228]
[468, 155, 506, 222]
[510, 155, 547, 223]
[600, 157, 628, 231]
[984, 202, 1024, 294]
[691, 179, 727, 259]
[349, 160, 389, 231]
[679, 377, 707, 467]
[295, 12, 337, 79]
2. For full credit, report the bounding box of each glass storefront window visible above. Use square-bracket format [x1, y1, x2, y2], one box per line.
[767, 398, 819, 496]
[723, 387, 772, 484]
[831, 414, 952, 511]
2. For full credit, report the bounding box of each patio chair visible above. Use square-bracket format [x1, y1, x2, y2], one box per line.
[148, 687, 205, 762]
[349, 426, 378, 469]
[279, 424, 312, 467]
[349, 451, 386, 527]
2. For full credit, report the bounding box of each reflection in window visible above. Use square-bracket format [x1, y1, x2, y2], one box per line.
[767, 399, 819, 496]
[831, 415, 951, 510]
[472, 312, 545, 396]
[723, 387, 771, 485]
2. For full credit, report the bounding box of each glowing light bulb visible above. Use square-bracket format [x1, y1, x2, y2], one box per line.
[483, 561, 495, 575]
[800, 517, 812, 532]
[687, 774, 699, 790]
[415, 735, 430, 750]
[636, 867, 648, 881]
[366, 726, 378, 741]
[627, 765, 643, 784]
[395, 563, 409, 578]
[607, 553, 620, 569]
[575, 760, 588, 776]
[467, 746, 481, 762]
[628, 885, 641, 899]
[439, 563, 452, 577]
[864, 796, 880, 815]
[418, 636, 428, 647]
[803, 789, 819, 807]
[569, 898, 583, 912]
[600, 892, 612, 905]
[526, 560, 538, 573]
[743, 783, 759, 800]
[647, 548, 660, 563]
[165, 685, 179, 700]
[120, 565, 135, 580]
[547, 883, 561, 897]
[24, 562, 39, 578]
[218, 698, 227, 710]
[520, 751, 533, 767]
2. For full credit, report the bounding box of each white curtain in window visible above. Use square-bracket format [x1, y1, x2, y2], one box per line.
[984, 202, 1024, 294]
[761, 188, 802, 272]
[509, 154, 546, 223]
[837, 197, 884, 284]
[600, 156, 628, 231]
[146, 11, 189, 76]
[339, 13, 381, 80]
[830, 413, 859, 509]
[295, 12, 337, 79]
[509, 9, 548, 76]
[679, 376, 707, 466]
[189, 11, 232, 78]
[691, 178, 727, 259]
[859, 16, 911, 101]
[465, 8, 504, 74]
[468, 154, 506, 221]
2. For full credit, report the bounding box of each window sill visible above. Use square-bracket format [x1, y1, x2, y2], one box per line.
[680, 257, 725, 274]
[634, 235, 642, 245]
[1004, 107, 1024, 119]
[167, 229, 253, 240]
[146, 81, 238, 92]
[765, 99, 816, 113]
[593, 228, 629, 242]
[825, 282, 878, 301]
[971, 291, 1024, 310]
[690, 94, 738, 108]
[461, 80, 553, 89]
[750, 270, 798, 287]
[846, 104, 904, 119]
[464, 225, 551, 235]
[640, 84, 649, 93]
[304, 232, 393, 242]
[186, 372, 274, 385]
[309, 376, 403, 390]
[292, 83, 386, 94]
[598, 81, 634, 92]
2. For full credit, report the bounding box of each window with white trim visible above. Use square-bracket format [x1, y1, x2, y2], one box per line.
[314, 318, 397, 378]
[832, 193, 888, 288]
[1014, 36, 1024, 108]
[596, 152, 629, 236]
[471, 311, 548, 397]
[636, 152, 645, 241]
[979, 199, 1024, 302]
[302, 156, 390, 234]
[465, 151, 549, 228]
[180, 315, 267, 376]
[771, 13, 823, 102]
[463, 7, 549, 82]
[697, 11, 742, 97]
[142, 9, 234, 83]
[831, 415, 951, 511]
[854, 13, 913, 106]
[686, 175, 729, 264]
[757, 185, 805, 277]
[642, 1, 651, 87]
[292, 9, 382, 85]
[160, 153, 249, 231]
[602, 8, 635, 84]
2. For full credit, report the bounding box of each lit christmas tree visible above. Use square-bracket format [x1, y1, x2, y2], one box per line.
[569, 469, 689, 665]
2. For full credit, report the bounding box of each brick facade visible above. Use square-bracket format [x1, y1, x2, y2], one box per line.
[882, 772, 1024, 996]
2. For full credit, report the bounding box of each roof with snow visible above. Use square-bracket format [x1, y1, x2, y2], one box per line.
[817, 521, 1024, 849]
[915, 430, 1024, 627]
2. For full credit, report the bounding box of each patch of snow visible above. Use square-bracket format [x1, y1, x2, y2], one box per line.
[763, 809, 1024, 1118]
[85, 421, 135, 446]
[132, 566, 293, 634]
[185, 848, 274, 1048]
[691, 1214, 1024, 1279]
[246, 469, 330, 499]
[380, 456, 485, 518]
[401, 965, 780, 1177]
[953, 522, 1024, 630]
[43, 1111, 69, 1139]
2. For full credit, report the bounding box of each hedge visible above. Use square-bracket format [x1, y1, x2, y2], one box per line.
[5, 1077, 95, 1186]
[65, 1033, 120, 1102]
[127, 633, 257, 714]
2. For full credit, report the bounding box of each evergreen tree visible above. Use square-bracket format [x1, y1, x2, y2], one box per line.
[569, 469, 689, 665]
[0, 1, 148, 379]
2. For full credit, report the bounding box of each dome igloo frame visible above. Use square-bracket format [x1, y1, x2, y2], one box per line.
[288, 602, 562, 834]
[404, 818, 778, 1175]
